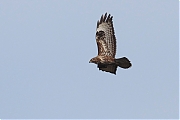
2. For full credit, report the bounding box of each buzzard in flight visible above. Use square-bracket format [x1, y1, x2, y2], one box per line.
[89, 13, 132, 74]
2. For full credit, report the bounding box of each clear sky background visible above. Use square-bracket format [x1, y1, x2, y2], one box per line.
[0, 0, 178, 119]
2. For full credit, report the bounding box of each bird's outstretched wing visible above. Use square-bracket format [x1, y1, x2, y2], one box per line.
[96, 13, 116, 58]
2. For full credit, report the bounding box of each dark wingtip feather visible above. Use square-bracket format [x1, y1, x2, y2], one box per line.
[97, 21, 99, 28]
[100, 14, 104, 23]
[110, 16, 113, 21]
[106, 14, 111, 22]
[103, 13, 107, 22]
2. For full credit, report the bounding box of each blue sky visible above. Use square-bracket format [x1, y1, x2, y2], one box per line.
[0, 0, 178, 119]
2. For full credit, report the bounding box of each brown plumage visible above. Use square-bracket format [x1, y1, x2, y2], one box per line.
[89, 13, 132, 74]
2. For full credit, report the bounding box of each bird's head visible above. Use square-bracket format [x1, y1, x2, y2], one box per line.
[89, 57, 98, 64]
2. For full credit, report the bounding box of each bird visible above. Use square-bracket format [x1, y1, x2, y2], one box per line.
[89, 13, 132, 75]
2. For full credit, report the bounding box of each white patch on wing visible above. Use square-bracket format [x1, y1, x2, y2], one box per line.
[97, 23, 109, 32]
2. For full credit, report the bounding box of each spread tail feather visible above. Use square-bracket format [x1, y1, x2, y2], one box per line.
[115, 57, 132, 69]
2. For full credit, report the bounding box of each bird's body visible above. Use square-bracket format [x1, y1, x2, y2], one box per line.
[89, 13, 132, 74]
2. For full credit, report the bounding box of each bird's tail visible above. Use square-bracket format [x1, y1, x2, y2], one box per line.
[115, 57, 132, 69]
